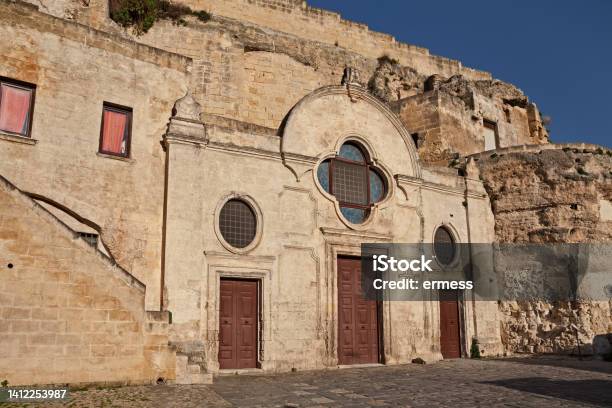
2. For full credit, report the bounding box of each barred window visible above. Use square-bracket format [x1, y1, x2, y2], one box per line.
[78, 232, 99, 247]
[333, 160, 368, 205]
[317, 141, 387, 224]
[219, 199, 257, 248]
[434, 226, 456, 265]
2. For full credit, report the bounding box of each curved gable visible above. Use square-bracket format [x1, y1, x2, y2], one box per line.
[281, 85, 421, 179]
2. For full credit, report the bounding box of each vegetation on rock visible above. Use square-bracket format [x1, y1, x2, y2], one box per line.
[470, 338, 481, 358]
[109, 0, 211, 35]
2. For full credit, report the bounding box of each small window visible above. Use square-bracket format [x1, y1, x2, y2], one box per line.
[78, 232, 98, 247]
[219, 199, 257, 249]
[434, 226, 456, 266]
[99, 103, 132, 157]
[0, 78, 35, 137]
[483, 119, 498, 151]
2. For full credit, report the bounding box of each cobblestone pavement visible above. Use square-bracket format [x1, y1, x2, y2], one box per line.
[3, 356, 611, 407]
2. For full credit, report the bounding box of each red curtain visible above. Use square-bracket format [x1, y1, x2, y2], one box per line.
[101, 109, 127, 154]
[0, 84, 31, 135]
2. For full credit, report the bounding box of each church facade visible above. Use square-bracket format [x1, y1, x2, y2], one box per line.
[0, 0, 609, 386]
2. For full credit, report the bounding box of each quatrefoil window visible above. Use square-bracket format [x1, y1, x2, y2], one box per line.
[317, 142, 387, 224]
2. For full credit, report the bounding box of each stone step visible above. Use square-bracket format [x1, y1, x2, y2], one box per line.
[175, 354, 213, 384]
[175, 372, 213, 385]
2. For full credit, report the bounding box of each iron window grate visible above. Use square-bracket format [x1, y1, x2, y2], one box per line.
[219, 199, 257, 249]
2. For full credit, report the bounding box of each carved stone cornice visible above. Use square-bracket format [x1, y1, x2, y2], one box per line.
[319, 227, 392, 242]
[395, 174, 487, 200]
[203, 250, 276, 266]
[208, 141, 281, 161]
[164, 118, 207, 148]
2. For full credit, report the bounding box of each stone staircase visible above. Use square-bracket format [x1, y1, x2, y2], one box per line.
[145, 312, 212, 384]
[173, 341, 213, 384]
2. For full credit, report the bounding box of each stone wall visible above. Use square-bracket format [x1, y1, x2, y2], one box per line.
[134, 15, 373, 130]
[473, 145, 612, 354]
[394, 76, 548, 165]
[130, 11, 546, 155]
[0, 0, 190, 310]
[17, 0, 547, 160]
[0, 176, 175, 386]
[180, 0, 493, 80]
[59, 0, 491, 80]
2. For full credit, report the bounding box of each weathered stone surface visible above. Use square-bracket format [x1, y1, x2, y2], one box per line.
[474, 145, 612, 355]
[427, 74, 527, 110]
[394, 74, 549, 164]
[368, 56, 425, 102]
[22, 0, 86, 20]
[476, 147, 612, 243]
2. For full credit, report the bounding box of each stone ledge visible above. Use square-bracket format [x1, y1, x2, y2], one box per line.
[467, 142, 611, 160]
[0, 131, 37, 145]
[96, 152, 135, 163]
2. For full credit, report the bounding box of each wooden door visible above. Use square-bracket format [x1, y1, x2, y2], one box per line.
[439, 290, 461, 359]
[218, 279, 258, 369]
[337, 257, 379, 365]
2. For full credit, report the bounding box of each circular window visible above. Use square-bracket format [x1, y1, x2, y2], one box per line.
[434, 226, 456, 266]
[316, 141, 388, 224]
[218, 199, 257, 249]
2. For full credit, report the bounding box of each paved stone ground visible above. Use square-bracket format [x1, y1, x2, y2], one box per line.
[2, 356, 611, 407]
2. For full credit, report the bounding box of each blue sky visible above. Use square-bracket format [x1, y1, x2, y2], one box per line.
[308, 0, 611, 147]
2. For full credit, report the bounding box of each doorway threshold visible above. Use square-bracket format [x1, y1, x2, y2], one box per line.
[337, 363, 384, 369]
[216, 368, 265, 376]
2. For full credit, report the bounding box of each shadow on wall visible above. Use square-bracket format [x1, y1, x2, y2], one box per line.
[481, 377, 612, 407]
[566, 333, 612, 361]
[593, 333, 612, 359]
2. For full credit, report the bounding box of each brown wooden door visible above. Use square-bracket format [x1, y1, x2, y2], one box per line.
[439, 290, 461, 359]
[337, 257, 379, 365]
[218, 279, 258, 369]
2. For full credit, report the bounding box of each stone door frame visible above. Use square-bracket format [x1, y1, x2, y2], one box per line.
[203, 251, 274, 373]
[322, 227, 392, 367]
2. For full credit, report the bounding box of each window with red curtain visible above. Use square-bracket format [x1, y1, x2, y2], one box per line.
[0, 79, 35, 137]
[99, 103, 131, 157]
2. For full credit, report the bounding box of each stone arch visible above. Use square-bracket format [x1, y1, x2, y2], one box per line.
[281, 85, 421, 181]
